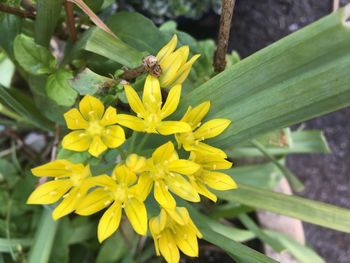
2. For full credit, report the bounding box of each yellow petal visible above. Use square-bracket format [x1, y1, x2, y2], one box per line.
[102, 125, 125, 148]
[100, 106, 119, 126]
[154, 180, 176, 209]
[76, 188, 113, 216]
[52, 187, 80, 220]
[126, 154, 146, 173]
[124, 85, 147, 118]
[202, 171, 237, 190]
[62, 131, 91, 152]
[79, 95, 105, 121]
[124, 198, 148, 236]
[91, 174, 117, 189]
[156, 35, 178, 61]
[190, 152, 232, 170]
[149, 210, 167, 236]
[177, 46, 190, 65]
[88, 135, 107, 157]
[164, 207, 189, 226]
[174, 225, 199, 257]
[98, 201, 122, 243]
[142, 75, 162, 113]
[63, 108, 88, 130]
[194, 119, 231, 140]
[149, 218, 161, 256]
[191, 142, 227, 158]
[117, 114, 146, 132]
[191, 179, 217, 202]
[167, 159, 200, 175]
[31, 160, 84, 178]
[152, 141, 176, 164]
[129, 173, 153, 201]
[157, 121, 191, 135]
[158, 229, 180, 263]
[27, 180, 72, 204]
[112, 165, 137, 186]
[171, 54, 200, 87]
[182, 101, 210, 129]
[159, 51, 183, 87]
[161, 85, 181, 119]
[165, 173, 200, 203]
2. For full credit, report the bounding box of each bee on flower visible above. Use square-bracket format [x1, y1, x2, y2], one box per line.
[62, 95, 125, 157]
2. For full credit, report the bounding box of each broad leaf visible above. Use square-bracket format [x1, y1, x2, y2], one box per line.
[14, 34, 56, 75]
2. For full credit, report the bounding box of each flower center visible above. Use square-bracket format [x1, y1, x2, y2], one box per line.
[145, 113, 160, 133]
[86, 121, 104, 137]
[177, 132, 195, 146]
[114, 185, 127, 202]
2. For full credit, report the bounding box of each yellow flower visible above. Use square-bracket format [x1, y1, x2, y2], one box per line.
[76, 165, 148, 242]
[27, 160, 92, 220]
[117, 75, 191, 135]
[141, 141, 201, 209]
[157, 35, 200, 88]
[125, 153, 146, 174]
[149, 207, 202, 263]
[189, 152, 237, 202]
[175, 101, 231, 158]
[62, 95, 125, 157]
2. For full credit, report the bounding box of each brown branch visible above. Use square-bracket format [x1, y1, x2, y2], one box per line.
[64, 1, 77, 41]
[121, 65, 146, 81]
[120, 55, 162, 81]
[0, 3, 36, 20]
[213, 0, 236, 72]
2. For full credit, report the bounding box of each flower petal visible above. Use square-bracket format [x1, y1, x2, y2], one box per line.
[154, 180, 176, 209]
[27, 180, 72, 204]
[100, 106, 119, 126]
[75, 188, 113, 216]
[102, 125, 125, 148]
[52, 187, 80, 220]
[79, 95, 105, 121]
[202, 171, 237, 190]
[112, 165, 137, 186]
[152, 141, 176, 164]
[158, 229, 180, 263]
[149, 210, 167, 236]
[159, 51, 183, 87]
[124, 198, 148, 236]
[156, 35, 177, 61]
[194, 119, 231, 140]
[88, 136, 107, 157]
[174, 224, 199, 257]
[117, 114, 146, 132]
[182, 101, 210, 130]
[31, 160, 84, 178]
[165, 173, 200, 203]
[126, 154, 146, 173]
[129, 173, 153, 201]
[191, 142, 227, 158]
[98, 201, 122, 243]
[62, 131, 91, 152]
[164, 207, 189, 226]
[171, 54, 200, 86]
[142, 75, 162, 113]
[160, 85, 181, 119]
[191, 179, 217, 202]
[63, 108, 88, 130]
[124, 85, 147, 118]
[157, 121, 191, 135]
[167, 159, 200, 175]
[190, 152, 232, 170]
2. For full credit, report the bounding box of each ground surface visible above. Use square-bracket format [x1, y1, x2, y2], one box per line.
[228, 1, 350, 262]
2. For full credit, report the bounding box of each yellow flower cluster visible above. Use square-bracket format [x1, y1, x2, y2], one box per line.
[27, 35, 236, 263]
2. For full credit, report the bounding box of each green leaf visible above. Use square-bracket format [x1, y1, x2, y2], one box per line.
[14, 34, 56, 75]
[187, 207, 277, 263]
[0, 13, 22, 60]
[217, 184, 350, 234]
[178, 7, 350, 147]
[70, 68, 116, 95]
[28, 209, 58, 263]
[0, 54, 15, 87]
[35, 0, 63, 47]
[96, 234, 128, 263]
[0, 238, 32, 253]
[79, 27, 144, 68]
[68, 218, 95, 245]
[264, 230, 325, 263]
[229, 130, 331, 157]
[46, 69, 78, 107]
[106, 12, 167, 53]
[238, 214, 285, 252]
[49, 218, 71, 263]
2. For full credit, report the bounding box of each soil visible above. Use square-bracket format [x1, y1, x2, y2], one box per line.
[178, 0, 350, 262]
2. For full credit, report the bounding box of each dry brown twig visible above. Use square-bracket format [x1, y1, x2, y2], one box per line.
[0, 3, 36, 20]
[64, 1, 77, 41]
[214, 0, 236, 72]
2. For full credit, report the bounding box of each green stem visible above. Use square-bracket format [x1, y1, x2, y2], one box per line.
[136, 133, 149, 153]
[128, 132, 138, 153]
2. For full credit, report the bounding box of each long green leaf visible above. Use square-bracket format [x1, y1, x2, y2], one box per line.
[217, 184, 350, 233]
[28, 209, 58, 263]
[0, 238, 32, 253]
[35, 0, 63, 47]
[178, 6, 350, 147]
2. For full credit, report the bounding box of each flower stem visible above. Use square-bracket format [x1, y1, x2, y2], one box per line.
[136, 133, 150, 153]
